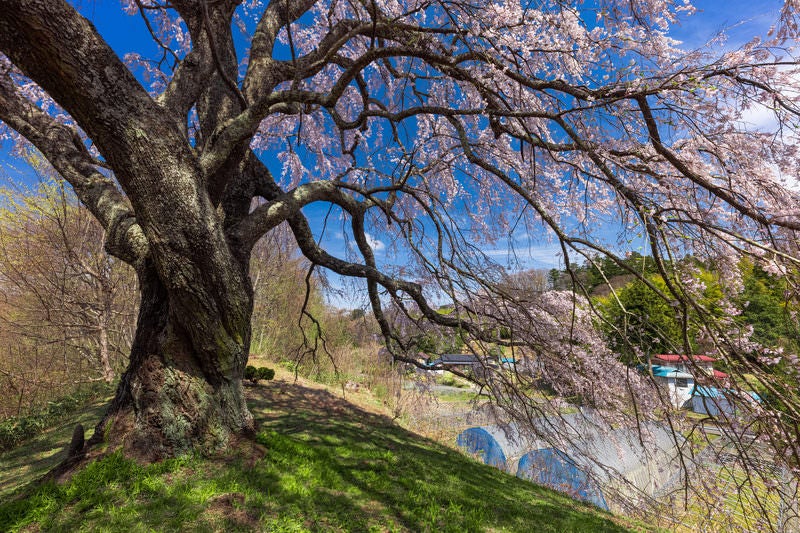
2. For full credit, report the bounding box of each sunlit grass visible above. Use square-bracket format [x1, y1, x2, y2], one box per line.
[657, 463, 781, 532]
[1, 380, 648, 532]
[0, 398, 109, 498]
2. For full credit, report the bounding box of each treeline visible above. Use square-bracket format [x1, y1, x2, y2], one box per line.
[0, 179, 137, 418]
[547, 252, 660, 294]
[543, 253, 800, 362]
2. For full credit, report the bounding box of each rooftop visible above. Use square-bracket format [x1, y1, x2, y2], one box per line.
[692, 386, 761, 402]
[427, 353, 482, 366]
[652, 354, 716, 363]
[650, 365, 694, 379]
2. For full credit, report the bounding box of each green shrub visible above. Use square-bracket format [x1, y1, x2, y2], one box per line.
[244, 365, 275, 384]
[438, 374, 457, 387]
[280, 360, 298, 373]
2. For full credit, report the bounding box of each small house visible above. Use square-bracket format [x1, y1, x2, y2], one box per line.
[651, 354, 729, 382]
[650, 365, 695, 408]
[646, 354, 731, 408]
[425, 353, 497, 378]
[427, 353, 482, 368]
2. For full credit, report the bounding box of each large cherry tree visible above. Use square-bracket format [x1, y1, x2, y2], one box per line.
[1, 0, 800, 478]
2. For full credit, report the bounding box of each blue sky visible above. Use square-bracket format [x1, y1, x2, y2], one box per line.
[0, 0, 791, 308]
[673, 0, 786, 48]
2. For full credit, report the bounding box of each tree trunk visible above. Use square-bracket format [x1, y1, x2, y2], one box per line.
[0, 0, 258, 462]
[89, 261, 254, 460]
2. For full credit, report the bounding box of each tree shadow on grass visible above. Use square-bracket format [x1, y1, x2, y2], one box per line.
[0, 381, 640, 532]
[245, 381, 636, 532]
[0, 399, 107, 498]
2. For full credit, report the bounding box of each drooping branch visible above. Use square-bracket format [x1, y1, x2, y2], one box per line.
[635, 94, 800, 232]
[239, 155, 489, 343]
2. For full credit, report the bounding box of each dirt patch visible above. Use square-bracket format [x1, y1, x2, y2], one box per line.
[220, 434, 268, 469]
[206, 492, 260, 529]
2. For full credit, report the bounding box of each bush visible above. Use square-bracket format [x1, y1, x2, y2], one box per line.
[438, 373, 457, 387]
[245, 365, 275, 384]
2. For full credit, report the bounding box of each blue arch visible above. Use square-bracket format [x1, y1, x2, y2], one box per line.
[456, 427, 508, 470]
[517, 448, 608, 510]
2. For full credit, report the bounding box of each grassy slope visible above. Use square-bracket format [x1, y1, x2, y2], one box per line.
[0, 375, 649, 532]
[0, 397, 107, 498]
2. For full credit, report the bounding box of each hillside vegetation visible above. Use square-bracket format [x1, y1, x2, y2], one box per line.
[0, 371, 647, 532]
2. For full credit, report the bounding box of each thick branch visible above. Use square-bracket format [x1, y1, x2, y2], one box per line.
[0, 73, 148, 266]
[156, 48, 213, 124]
[0, 0, 168, 181]
[245, 0, 319, 102]
[233, 180, 365, 250]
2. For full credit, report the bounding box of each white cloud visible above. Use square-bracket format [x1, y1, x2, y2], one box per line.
[739, 101, 780, 132]
[365, 232, 385, 251]
[483, 244, 563, 268]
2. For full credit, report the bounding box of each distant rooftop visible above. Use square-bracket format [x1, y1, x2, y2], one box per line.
[692, 386, 761, 402]
[652, 354, 716, 363]
[427, 353, 482, 366]
[650, 365, 694, 379]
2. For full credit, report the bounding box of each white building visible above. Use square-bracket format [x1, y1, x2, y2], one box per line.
[650, 365, 695, 408]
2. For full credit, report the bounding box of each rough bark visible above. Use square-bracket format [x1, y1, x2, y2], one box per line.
[0, 1, 258, 458]
[89, 261, 253, 460]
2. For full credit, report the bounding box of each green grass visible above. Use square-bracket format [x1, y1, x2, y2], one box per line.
[0, 380, 648, 532]
[435, 389, 481, 403]
[0, 397, 109, 498]
[659, 462, 782, 532]
[0, 384, 114, 452]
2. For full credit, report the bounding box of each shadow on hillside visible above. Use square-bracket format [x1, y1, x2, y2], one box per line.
[245, 380, 631, 532]
[247, 378, 396, 427]
[0, 382, 633, 532]
[0, 400, 107, 498]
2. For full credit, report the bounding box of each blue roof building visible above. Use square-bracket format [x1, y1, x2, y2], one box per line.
[646, 365, 695, 408]
[691, 386, 762, 417]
